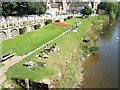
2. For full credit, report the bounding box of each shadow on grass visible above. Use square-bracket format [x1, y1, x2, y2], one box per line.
[11, 78, 48, 89]
[75, 16, 83, 18]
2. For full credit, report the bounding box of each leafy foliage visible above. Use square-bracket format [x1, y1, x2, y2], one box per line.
[1, 2, 46, 18]
[2, 2, 17, 18]
[55, 20, 60, 22]
[81, 5, 92, 16]
[97, 2, 119, 19]
[19, 27, 27, 34]
[28, 2, 46, 15]
[34, 24, 41, 29]
[64, 18, 68, 21]
[45, 19, 52, 25]
[67, 16, 73, 19]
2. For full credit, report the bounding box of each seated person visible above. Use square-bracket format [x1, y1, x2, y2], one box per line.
[72, 26, 76, 29]
[37, 51, 50, 59]
[51, 43, 60, 53]
[82, 38, 90, 43]
[44, 44, 49, 51]
[44, 44, 51, 54]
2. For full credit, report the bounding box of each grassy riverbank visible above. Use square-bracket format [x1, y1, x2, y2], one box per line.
[0, 19, 75, 56]
[4, 15, 106, 88]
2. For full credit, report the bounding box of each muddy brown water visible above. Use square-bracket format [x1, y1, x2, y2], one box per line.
[82, 18, 119, 88]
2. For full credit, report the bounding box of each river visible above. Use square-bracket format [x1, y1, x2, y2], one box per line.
[82, 18, 119, 88]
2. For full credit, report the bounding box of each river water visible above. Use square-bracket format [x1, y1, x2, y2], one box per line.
[82, 18, 119, 88]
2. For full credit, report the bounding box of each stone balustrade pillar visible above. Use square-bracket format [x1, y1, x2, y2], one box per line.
[7, 28, 12, 38]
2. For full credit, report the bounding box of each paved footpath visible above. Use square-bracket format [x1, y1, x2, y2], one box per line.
[0, 21, 82, 85]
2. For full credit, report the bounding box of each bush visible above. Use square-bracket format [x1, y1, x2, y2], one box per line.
[9, 23, 13, 26]
[55, 19, 60, 22]
[98, 10, 107, 15]
[23, 21, 27, 25]
[81, 5, 92, 16]
[64, 18, 68, 21]
[97, 16, 102, 20]
[75, 16, 82, 18]
[34, 24, 41, 29]
[45, 19, 52, 25]
[19, 27, 27, 34]
[109, 11, 116, 19]
[2, 26, 5, 28]
[67, 16, 73, 19]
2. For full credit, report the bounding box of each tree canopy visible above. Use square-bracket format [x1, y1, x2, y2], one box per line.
[1, 2, 47, 18]
[81, 5, 93, 16]
[97, 2, 119, 19]
[2, 2, 17, 18]
[28, 2, 46, 15]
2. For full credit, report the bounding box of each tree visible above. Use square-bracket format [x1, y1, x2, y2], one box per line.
[116, 2, 120, 17]
[81, 5, 92, 17]
[1, 2, 47, 18]
[14, 2, 31, 16]
[28, 2, 47, 15]
[97, 1, 119, 19]
[2, 2, 17, 18]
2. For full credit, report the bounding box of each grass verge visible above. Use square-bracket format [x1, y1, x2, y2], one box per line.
[0, 18, 76, 56]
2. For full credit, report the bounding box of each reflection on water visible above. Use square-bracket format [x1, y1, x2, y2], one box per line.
[95, 19, 116, 41]
[82, 18, 119, 88]
[83, 54, 100, 68]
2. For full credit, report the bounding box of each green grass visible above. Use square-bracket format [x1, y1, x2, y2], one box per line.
[0, 63, 4, 68]
[5, 16, 102, 87]
[0, 19, 76, 56]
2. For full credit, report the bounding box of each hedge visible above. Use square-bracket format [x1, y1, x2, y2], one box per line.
[19, 27, 27, 34]
[64, 18, 68, 21]
[45, 19, 52, 25]
[34, 24, 41, 29]
[67, 16, 73, 19]
[55, 20, 60, 22]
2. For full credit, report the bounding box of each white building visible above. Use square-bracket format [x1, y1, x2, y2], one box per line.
[40, 0, 99, 15]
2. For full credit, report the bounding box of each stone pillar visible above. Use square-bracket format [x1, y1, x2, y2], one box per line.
[63, 0, 67, 13]
[60, 19, 64, 22]
[27, 25, 31, 32]
[53, 0, 55, 3]
[7, 28, 12, 38]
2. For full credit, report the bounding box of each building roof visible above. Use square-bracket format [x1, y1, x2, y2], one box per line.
[40, 0, 48, 2]
[50, 3, 61, 8]
[69, 2, 89, 7]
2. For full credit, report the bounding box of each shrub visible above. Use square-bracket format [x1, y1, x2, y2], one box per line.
[45, 19, 52, 25]
[23, 21, 27, 25]
[55, 19, 60, 22]
[64, 18, 68, 21]
[97, 16, 102, 20]
[67, 16, 73, 19]
[98, 9, 107, 15]
[19, 27, 27, 34]
[34, 24, 41, 29]
[9, 23, 13, 26]
[84, 15, 89, 18]
[109, 11, 116, 19]
[75, 16, 82, 18]
[2, 26, 5, 28]
[81, 5, 92, 16]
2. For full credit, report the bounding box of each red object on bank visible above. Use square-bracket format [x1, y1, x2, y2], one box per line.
[52, 22, 70, 27]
